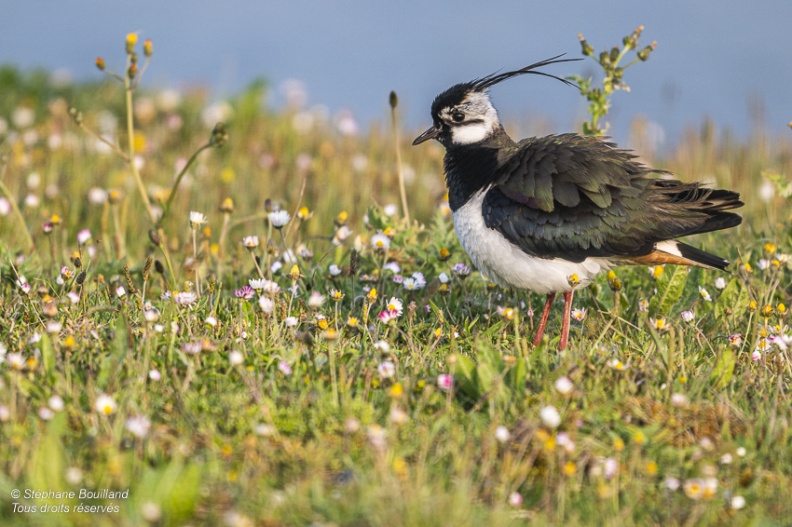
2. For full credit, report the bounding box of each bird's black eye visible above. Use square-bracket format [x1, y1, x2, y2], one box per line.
[451, 110, 465, 123]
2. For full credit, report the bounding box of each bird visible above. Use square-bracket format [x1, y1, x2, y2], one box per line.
[412, 55, 743, 350]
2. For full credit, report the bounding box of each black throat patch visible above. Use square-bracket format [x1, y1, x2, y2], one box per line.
[444, 144, 502, 211]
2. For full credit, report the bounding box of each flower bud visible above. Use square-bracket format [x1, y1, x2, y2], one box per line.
[95, 57, 106, 71]
[211, 122, 228, 147]
[219, 197, 234, 213]
[637, 41, 656, 62]
[389, 91, 398, 109]
[143, 39, 153, 57]
[125, 33, 138, 54]
[578, 33, 594, 57]
[68, 107, 83, 125]
[609, 46, 620, 64]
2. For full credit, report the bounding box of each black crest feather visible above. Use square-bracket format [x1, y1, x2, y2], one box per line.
[471, 54, 580, 91]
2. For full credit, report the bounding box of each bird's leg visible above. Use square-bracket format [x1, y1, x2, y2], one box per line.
[559, 290, 574, 351]
[532, 293, 556, 347]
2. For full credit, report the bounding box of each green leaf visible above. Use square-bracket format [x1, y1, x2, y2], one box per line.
[715, 278, 748, 319]
[40, 332, 56, 382]
[710, 349, 736, 389]
[451, 353, 478, 399]
[649, 265, 688, 317]
[505, 357, 527, 391]
[475, 360, 496, 396]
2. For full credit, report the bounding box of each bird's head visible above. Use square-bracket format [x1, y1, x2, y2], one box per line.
[413, 54, 579, 148]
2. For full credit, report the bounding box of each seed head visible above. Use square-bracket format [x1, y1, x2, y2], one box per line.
[148, 229, 162, 246]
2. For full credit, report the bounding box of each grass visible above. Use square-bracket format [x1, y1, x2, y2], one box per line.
[0, 51, 791, 527]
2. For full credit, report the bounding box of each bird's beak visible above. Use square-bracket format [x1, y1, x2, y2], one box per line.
[412, 125, 440, 145]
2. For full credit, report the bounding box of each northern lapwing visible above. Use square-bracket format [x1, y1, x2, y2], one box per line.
[412, 55, 743, 350]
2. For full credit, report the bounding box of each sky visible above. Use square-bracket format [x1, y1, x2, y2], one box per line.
[2, 1, 791, 148]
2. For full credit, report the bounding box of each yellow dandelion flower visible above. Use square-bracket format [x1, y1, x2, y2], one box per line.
[133, 132, 147, 152]
[645, 461, 658, 476]
[335, 211, 348, 226]
[392, 456, 408, 479]
[317, 318, 329, 330]
[613, 437, 625, 452]
[220, 167, 235, 183]
[288, 265, 301, 281]
[567, 273, 580, 287]
[366, 288, 378, 302]
[389, 383, 404, 398]
[778, 303, 787, 315]
[651, 265, 664, 280]
[764, 242, 777, 255]
[607, 270, 622, 291]
[760, 304, 773, 318]
[347, 316, 359, 328]
[322, 328, 339, 340]
[747, 300, 757, 313]
[563, 461, 576, 476]
[633, 431, 647, 445]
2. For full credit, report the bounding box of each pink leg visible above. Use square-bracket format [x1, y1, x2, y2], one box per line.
[533, 293, 556, 347]
[559, 290, 574, 351]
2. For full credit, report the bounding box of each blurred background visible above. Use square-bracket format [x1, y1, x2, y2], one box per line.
[2, 0, 791, 149]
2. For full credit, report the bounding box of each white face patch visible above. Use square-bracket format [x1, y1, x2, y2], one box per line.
[439, 91, 500, 146]
[450, 122, 492, 144]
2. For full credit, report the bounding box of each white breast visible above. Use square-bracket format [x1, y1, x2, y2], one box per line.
[452, 189, 611, 295]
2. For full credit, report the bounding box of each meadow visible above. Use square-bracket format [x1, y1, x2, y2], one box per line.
[0, 34, 791, 526]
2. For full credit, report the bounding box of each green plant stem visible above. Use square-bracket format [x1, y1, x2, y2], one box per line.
[157, 235, 177, 290]
[124, 63, 156, 224]
[192, 227, 201, 295]
[391, 104, 410, 225]
[157, 142, 213, 229]
[77, 122, 130, 161]
[0, 176, 34, 252]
